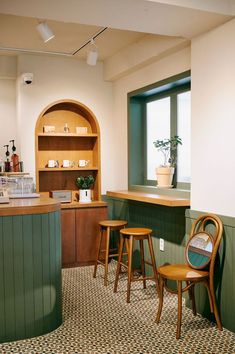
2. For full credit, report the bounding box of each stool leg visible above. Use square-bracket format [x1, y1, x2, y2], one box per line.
[139, 239, 146, 289]
[127, 235, 133, 303]
[147, 234, 159, 296]
[104, 226, 111, 286]
[93, 226, 103, 278]
[114, 235, 124, 293]
[156, 275, 164, 324]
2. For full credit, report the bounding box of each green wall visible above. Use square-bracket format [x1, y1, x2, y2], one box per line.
[0, 211, 62, 343]
[105, 195, 187, 277]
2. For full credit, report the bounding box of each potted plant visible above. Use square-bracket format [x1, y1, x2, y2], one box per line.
[76, 175, 94, 202]
[153, 135, 182, 188]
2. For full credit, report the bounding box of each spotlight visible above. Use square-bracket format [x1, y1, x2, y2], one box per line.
[86, 39, 98, 66]
[36, 22, 55, 43]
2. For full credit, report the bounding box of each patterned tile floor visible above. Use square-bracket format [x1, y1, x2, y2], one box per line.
[0, 261, 235, 354]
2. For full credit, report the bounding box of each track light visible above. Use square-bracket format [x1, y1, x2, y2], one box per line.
[36, 22, 55, 43]
[86, 39, 98, 66]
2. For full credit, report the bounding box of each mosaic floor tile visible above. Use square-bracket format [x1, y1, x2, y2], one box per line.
[0, 261, 235, 354]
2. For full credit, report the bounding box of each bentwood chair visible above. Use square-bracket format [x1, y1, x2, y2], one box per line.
[156, 214, 223, 339]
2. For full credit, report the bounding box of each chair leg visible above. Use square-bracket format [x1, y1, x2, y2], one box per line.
[187, 281, 197, 316]
[156, 276, 164, 324]
[147, 235, 159, 296]
[93, 226, 103, 278]
[207, 279, 222, 331]
[104, 227, 110, 286]
[127, 235, 133, 303]
[114, 235, 124, 293]
[139, 239, 146, 289]
[176, 281, 182, 339]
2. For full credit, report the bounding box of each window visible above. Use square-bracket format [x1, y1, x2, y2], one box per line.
[128, 71, 191, 190]
[147, 97, 170, 180]
[177, 91, 191, 183]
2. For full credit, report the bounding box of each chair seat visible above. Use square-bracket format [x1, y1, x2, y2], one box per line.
[158, 264, 209, 281]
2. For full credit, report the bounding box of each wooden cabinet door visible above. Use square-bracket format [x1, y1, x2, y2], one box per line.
[61, 209, 76, 267]
[75, 207, 108, 265]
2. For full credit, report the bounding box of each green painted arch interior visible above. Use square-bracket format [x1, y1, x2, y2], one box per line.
[0, 210, 62, 343]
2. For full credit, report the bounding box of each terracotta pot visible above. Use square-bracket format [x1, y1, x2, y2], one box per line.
[156, 166, 174, 188]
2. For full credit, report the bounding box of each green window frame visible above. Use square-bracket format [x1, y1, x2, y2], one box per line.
[128, 70, 191, 191]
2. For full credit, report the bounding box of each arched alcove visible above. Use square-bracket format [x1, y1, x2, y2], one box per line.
[35, 99, 101, 201]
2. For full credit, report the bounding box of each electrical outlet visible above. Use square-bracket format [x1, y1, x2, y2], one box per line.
[159, 238, 164, 251]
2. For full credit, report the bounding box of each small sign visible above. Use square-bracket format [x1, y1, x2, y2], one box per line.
[43, 125, 55, 133]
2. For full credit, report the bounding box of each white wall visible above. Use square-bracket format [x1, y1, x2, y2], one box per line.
[0, 79, 17, 161]
[191, 18, 235, 217]
[111, 46, 191, 190]
[16, 54, 114, 193]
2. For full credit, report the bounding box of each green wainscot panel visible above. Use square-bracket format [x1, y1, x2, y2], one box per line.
[105, 196, 188, 276]
[0, 211, 62, 343]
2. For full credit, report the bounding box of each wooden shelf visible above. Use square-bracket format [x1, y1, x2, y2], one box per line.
[35, 99, 101, 201]
[35, 99, 107, 269]
[38, 167, 98, 172]
[106, 190, 190, 207]
[37, 133, 98, 137]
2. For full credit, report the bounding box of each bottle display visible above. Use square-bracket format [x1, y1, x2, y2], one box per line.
[0, 157, 4, 172]
[3, 145, 11, 172]
[10, 140, 20, 172]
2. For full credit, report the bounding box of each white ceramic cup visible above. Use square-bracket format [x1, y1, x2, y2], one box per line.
[62, 160, 70, 168]
[48, 160, 56, 168]
[78, 159, 89, 167]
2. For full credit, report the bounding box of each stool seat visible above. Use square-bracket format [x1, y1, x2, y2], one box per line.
[99, 220, 128, 228]
[120, 227, 152, 236]
[93, 219, 128, 286]
[114, 227, 159, 303]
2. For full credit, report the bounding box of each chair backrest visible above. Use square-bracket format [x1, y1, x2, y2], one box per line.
[187, 214, 223, 278]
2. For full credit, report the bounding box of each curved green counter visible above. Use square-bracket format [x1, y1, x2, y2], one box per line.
[0, 197, 62, 343]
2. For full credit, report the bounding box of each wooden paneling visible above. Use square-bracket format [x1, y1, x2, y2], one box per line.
[38, 135, 97, 150]
[0, 211, 62, 343]
[61, 209, 76, 266]
[39, 170, 98, 196]
[61, 206, 108, 267]
[75, 207, 108, 266]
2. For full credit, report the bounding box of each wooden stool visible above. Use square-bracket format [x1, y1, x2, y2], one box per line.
[114, 227, 159, 303]
[93, 220, 128, 286]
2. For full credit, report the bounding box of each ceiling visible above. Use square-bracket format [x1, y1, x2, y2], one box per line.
[0, 14, 149, 60]
[0, 0, 234, 61]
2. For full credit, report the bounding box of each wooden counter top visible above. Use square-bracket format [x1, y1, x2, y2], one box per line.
[61, 200, 107, 209]
[106, 190, 190, 207]
[0, 197, 60, 216]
